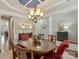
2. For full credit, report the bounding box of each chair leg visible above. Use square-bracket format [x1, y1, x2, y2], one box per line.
[20, 52, 27, 59]
[40, 56, 44, 59]
[31, 51, 34, 59]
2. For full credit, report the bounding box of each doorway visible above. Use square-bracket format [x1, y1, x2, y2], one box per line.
[0, 15, 14, 53]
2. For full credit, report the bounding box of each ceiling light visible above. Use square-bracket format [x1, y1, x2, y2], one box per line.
[28, 7, 43, 23]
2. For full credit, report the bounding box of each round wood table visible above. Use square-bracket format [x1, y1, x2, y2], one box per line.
[19, 39, 56, 53]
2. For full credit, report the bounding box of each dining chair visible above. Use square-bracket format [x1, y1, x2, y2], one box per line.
[43, 40, 69, 59]
[43, 50, 55, 59]
[15, 46, 34, 59]
[48, 35, 56, 43]
[19, 33, 29, 41]
[55, 40, 70, 59]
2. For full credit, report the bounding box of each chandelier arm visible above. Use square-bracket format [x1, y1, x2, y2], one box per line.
[29, 7, 43, 23]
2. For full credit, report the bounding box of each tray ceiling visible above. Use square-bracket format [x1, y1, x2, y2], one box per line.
[0, 0, 77, 19]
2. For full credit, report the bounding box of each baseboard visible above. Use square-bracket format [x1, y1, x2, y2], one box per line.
[57, 40, 78, 44]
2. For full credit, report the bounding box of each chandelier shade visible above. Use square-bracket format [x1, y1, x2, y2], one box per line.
[28, 7, 43, 23]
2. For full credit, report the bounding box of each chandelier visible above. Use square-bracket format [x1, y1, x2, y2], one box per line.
[28, 7, 43, 23]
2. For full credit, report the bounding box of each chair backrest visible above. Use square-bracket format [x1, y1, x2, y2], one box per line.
[55, 40, 69, 59]
[15, 46, 34, 59]
[44, 50, 56, 59]
[44, 40, 69, 59]
[15, 46, 28, 59]
[62, 40, 70, 47]
[48, 35, 56, 42]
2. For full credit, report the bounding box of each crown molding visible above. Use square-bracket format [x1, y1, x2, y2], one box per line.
[44, 0, 66, 12]
[0, 0, 28, 14]
[25, 0, 32, 6]
[38, 0, 65, 10]
[38, 0, 77, 13]
[44, 4, 77, 17]
[0, 9, 28, 19]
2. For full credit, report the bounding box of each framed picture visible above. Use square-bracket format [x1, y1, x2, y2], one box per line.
[42, 24, 47, 29]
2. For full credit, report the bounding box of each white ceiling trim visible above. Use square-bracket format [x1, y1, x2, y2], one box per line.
[0, 0, 28, 14]
[38, 0, 42, 3]
[0, 9, 28, 19]
[44, 4, 78, 17]
[38, 0, 63, 8]
[44, 0, 67, 12]
[25, 0, 32, 6]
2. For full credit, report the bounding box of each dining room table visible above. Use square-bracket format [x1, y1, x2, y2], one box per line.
[17, 38, 57, 59]
[19, 38, 56, 54]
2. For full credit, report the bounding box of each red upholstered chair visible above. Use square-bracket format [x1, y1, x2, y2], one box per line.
[55, 40, 69, 59]
[44, 50, 55, 59]
[19, 33, 29, 41]
[44, 40, 69, 59]
[21, 34, 28, 40]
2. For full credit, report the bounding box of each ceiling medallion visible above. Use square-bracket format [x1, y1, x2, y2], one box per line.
[28, 7, 43, 23]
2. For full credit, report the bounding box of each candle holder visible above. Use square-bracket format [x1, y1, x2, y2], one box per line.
[33, 35, 41, 47]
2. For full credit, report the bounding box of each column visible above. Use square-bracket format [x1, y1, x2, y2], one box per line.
[49, 17, 53, 35]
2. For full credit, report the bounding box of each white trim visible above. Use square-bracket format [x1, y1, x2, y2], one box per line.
[44, 4, 78, 17]
[25, 0, 32, 6]
[38, 0, 65, 8]
[44, 0, 67, 12]
[38, 0, 42, 3]
[0, 9, 28, 19]
[0, 0, 28, 14]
